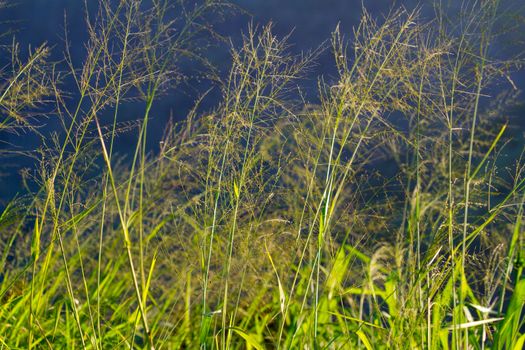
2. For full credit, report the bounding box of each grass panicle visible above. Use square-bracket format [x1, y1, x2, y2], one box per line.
[0, 0, 524, 349]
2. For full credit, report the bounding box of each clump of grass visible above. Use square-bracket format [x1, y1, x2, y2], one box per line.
[0, 0, 524, 349]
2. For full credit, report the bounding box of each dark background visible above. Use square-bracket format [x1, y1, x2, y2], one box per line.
[0, 0, 523, 205]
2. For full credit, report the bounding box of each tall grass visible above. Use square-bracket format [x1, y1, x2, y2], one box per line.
[0, 0, 524, 348]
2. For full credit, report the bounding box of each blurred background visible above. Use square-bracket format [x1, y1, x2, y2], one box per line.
[0, 0, 523, 205]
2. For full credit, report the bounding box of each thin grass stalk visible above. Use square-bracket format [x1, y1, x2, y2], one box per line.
[94, 116, 155, 349]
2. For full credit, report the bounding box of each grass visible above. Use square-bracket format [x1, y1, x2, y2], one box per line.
[0, 0, 525, 348]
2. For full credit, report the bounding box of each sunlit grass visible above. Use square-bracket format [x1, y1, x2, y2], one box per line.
[0, 0, 524, 349]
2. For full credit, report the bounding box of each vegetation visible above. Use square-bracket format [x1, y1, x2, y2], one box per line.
[0, 0, 524, 348]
